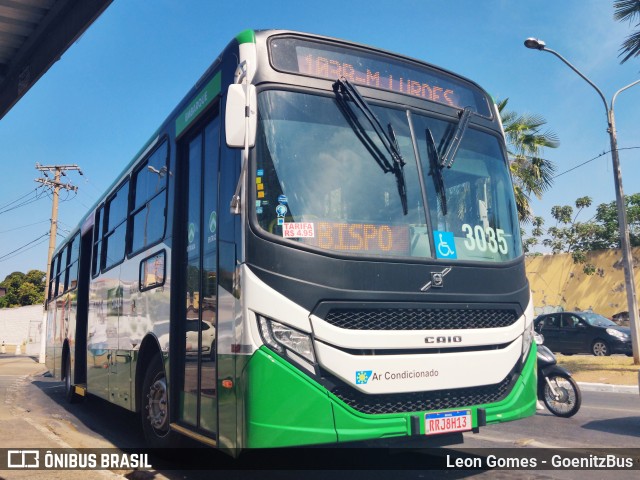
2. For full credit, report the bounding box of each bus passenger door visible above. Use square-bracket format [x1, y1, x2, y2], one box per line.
[177, 114, 220, 439]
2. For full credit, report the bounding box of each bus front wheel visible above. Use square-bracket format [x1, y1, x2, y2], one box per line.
[141, 355, 176, 448]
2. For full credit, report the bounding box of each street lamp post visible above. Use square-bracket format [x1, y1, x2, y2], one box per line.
[524, 38, 640, 365]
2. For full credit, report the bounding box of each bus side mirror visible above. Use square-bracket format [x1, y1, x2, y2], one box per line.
[225, 84, 257, 148]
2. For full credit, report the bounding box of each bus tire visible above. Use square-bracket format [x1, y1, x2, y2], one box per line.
[64, 353, 81, 404]
[141, 354, 177, 448]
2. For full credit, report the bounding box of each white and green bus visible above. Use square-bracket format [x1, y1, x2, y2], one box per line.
[45, 29, 537, 453]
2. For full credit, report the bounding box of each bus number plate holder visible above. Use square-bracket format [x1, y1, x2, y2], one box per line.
[424, 409, 472, 435]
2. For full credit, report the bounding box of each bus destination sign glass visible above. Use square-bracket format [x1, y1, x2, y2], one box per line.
[269, 36, 491, 117]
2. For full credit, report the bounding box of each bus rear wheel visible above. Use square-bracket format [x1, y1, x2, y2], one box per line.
[141, 355, 176, 448]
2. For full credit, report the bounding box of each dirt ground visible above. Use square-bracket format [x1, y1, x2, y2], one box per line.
[556, 353, 640, 385]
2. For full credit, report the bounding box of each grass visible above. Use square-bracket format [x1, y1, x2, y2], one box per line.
[555, 353, 640, 385]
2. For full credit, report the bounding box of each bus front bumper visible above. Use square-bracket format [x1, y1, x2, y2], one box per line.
[243, 345, 537, 448]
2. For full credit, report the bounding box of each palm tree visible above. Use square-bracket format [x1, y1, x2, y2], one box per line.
[615, 0, 640, 64]
[497, 98, 559, 224]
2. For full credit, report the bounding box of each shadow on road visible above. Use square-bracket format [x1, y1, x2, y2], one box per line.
[31, 375, 145, 448]
[581, 416, 640, 438]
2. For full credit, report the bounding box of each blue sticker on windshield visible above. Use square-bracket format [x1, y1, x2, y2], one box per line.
[276, 204, 288, 217]
[434, 231, 457, 259]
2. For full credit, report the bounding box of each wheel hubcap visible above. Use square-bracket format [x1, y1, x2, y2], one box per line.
[554, 386, 569, 403]
[146, 377, 168, 431]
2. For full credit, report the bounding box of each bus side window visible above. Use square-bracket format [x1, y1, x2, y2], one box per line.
[103, 180, 130, 270]
[140, 251, 166, 291]
[48, 256, 57, 300]
[130, 141, 168, 254]
[66, 234, 80, 291]
[92, 206, 104, 277]
[54, 248, 67, 297]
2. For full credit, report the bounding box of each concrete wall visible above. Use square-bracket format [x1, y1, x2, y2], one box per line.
[526, 247, 640, 317]
[0, 305, 44, 351]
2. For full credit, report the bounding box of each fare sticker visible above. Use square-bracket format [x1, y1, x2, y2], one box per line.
[283, 222, 315, 238]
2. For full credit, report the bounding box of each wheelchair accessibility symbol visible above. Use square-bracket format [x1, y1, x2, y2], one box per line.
[434, 231, 457, 259]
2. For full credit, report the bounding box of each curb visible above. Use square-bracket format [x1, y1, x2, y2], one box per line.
[577, 382, 639, 394]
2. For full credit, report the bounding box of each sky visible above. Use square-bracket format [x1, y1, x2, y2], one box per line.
[1, 0, 639, 280]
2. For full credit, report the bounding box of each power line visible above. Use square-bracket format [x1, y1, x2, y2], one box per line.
[0, 237, 50, 264]
[0, 195, 44, 214]
[0, 188, 40, 210]
[0, 220, 49, 235]
[554, 146, 640, 179]
[0, 233, 49, 262]
[57, 220, 73, 230]
[0, 187, 46, 215]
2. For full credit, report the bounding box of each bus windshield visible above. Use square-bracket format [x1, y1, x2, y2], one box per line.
[255, 89, 522, 262]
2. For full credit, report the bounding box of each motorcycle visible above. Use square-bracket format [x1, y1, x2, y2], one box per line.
[535, 332, 582, 417]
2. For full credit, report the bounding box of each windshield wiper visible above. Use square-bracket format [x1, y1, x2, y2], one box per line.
[424, 106, 474, 216]
[333, 78, 408, 215]
[425, 128, 447, 216]
[441, 106, 473, 169]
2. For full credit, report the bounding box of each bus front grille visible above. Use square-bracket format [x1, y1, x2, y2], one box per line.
[328, 373, 514, 415]
[323, 307, 518, 330]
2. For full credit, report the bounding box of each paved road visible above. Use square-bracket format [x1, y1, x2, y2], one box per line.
[1, 354, 639, 480]
[463, 389, 640, 449]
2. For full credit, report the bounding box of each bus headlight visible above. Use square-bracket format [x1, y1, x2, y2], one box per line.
[258, 316, 317, 372]
[522, 320, 534, 359]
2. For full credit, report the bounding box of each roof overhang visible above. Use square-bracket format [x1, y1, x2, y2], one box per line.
[0, 0, 113, 121]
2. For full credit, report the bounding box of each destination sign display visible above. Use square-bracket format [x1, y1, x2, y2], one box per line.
[304, 221, 410, 255]
[270, 36, 491, 117]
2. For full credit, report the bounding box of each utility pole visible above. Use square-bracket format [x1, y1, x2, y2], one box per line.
[524, 38, 640, 365]
[35, 163, 82, 363]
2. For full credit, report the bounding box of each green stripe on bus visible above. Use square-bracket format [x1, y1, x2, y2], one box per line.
[245, 348, 338, 447]
[176, 71, 221, 136]
[235, 29, 256, 45]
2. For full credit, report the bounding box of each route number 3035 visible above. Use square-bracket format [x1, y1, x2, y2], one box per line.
[461, 224, 508, 254]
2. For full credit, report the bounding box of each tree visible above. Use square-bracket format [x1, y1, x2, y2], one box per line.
[17, 282, 42, 306]
[527, 197, 598, 274]
[591, 193, 640, 248]
[526, 193, 640, 274]
[522, 216, 545, 253]
[615, 0, 640, 64]
[25, 269, 46, 290]
[497, 98, 559, 224]
[0, 272, 25, 307]
[0, 270, 46, 308]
